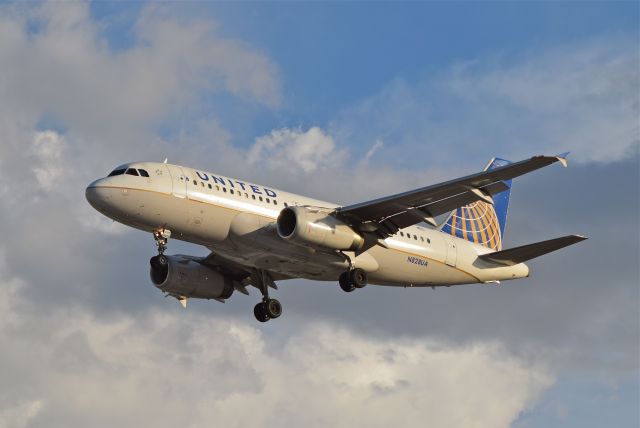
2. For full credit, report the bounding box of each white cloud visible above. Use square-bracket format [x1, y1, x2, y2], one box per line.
[0, 2, 281, 168]
[249, 126, 346, 174]
[0, 266, 552, 428]
[31, 130, 67, 190]
[363, 138, 384, 164]
[0, 399, 43, 428]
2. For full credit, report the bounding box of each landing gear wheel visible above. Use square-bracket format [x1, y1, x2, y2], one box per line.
[339, 272, 355, 293]
[251, 269, 282, 322]
[254, 303, 270, 322]
[264, 299, 282, 318]
[350, 268, 368, 289]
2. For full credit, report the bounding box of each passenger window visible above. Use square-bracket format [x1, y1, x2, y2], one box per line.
[223, 188, 227, 193]
[201, 182, 205, 187]
[284, 202, 288, 207]
[230, 189, 234, 195]
[108, 168, 126, 177]
[400, 232, 404, 237]
[192, 180, 197, 185]
[252, 195, 256, 200]
[126, 168, 139, 176]
[274, 200, 278, 205]
[259, 196, 263, 202]
[138, 169, 149, 177]
[414, 235, 418, 240]
[427, 238, 431, 244]
[420, 237, 424, 242]
[266, 198, 270, 203]
[216, 185, 220, 191]
[208, 184, 212, 189]
[245, 193, 249, 198]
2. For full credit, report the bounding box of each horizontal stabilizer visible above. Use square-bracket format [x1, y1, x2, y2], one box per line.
[478, 235, 587, 266]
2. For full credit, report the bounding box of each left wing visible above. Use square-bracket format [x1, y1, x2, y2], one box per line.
[336, 153, 569, 237]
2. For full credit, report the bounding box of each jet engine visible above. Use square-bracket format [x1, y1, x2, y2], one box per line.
[150, 255, 234, 299]
[276, 206, 364, 251]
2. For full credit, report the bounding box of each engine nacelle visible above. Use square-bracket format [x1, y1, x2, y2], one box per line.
[276, 206, 364, 251]
[150, 255, 234, 299]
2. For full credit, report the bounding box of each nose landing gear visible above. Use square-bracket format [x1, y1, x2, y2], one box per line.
[153, 228, 171, 255]
[151, 228, 171, 269]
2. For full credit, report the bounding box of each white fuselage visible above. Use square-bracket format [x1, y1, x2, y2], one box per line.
[86, 162, 529, 287]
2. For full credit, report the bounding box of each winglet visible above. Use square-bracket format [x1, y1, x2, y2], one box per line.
[556, 152, 570, 167]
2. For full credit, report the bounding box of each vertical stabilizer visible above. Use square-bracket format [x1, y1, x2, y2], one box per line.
[439, 158, 512, 250]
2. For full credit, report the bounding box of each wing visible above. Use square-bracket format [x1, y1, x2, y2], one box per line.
[336, 153, 569, 237]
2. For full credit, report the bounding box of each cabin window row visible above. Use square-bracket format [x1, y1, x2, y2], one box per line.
[399, 231, 431, 244]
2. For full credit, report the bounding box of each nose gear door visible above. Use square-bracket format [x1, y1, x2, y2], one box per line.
[165, 165, 187, 199]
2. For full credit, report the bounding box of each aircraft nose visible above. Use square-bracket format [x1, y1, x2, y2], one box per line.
[85, 179, 108, 210]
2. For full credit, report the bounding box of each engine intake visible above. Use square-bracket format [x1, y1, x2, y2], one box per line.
[276, 206, 364, 251]
[150, 255, 234, 299]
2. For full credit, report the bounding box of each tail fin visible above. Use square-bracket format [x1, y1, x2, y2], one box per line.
[439, 157, 512, 251]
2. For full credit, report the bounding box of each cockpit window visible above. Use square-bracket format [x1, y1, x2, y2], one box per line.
[108, 168, 126, 177]
[125, 168, 139, 176]
[138, 169, 149, 177]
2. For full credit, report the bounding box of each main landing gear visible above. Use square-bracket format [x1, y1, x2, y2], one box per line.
[339, 268, 368, 293]
[151, 228, 171, 269]
[251, 269, 282, 323]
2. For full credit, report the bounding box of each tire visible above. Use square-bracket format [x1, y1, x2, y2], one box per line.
[350, 268, 367, 288]
[254, 303, 270, 322]
[339, 272, 355, 292]
[265, 299, 282, 319]
[157, 254, 168, 267]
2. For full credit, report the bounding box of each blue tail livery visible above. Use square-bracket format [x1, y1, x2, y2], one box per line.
[440, 157, 512, 251]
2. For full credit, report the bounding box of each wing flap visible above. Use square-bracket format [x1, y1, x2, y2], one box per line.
[478, 235, 587, 266]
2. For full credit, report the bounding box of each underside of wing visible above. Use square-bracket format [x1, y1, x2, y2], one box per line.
[199, 251, 292, 293]
[336, 153, 569, 238]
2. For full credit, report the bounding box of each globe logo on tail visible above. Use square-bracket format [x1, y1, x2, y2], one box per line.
[445, 200, 503, 251]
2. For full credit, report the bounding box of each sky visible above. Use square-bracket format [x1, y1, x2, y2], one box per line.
[0, 1, 638, 427]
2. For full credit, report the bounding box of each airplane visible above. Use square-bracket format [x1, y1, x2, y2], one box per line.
[85, 154, 587, 322]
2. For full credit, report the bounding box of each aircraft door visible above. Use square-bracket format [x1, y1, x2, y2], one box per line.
[445, 237, 457, 267]
[165, 165, 187, 198]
